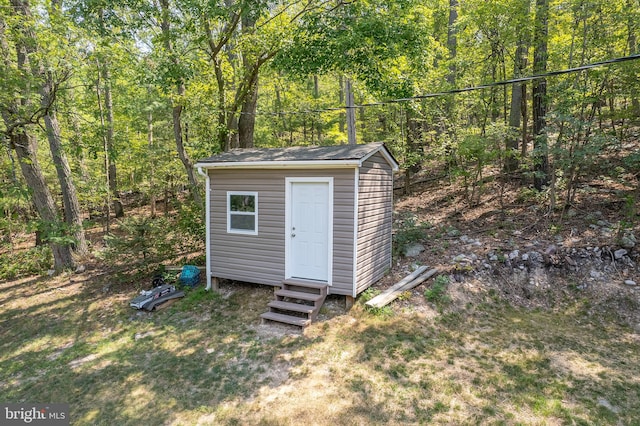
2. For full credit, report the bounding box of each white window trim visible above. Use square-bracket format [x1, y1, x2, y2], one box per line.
[227, 191, 258, 235]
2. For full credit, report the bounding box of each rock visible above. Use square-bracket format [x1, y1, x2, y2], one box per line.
[526, 251, 544, 263]
[545, 245, 557, 256]
[620, 234, 637, 249]
[590, 270, 603, 280]
[597, 398, 620, 414]
[489, 254, 498, 262]
[135, 331, 154, 340]
[597, 220, 611, 228]
[521, 253, 529, 261]
[614, 249, 628, 260]
[403, 243, 425, 257]
[576, 283, 588, 290]
[508, 250, 520, 260]
[565, 256, 577, 267]
[624, 280, 637, 286]
[452, 254, 472, 264]
[47, 269, 56, 276]
[75, 264, 86, 274]
[446, 227, 461, 237]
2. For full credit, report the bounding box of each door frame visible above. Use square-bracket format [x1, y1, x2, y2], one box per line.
[284, 177, 334, 285]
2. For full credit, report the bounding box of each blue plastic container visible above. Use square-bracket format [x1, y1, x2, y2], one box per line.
[179, 265, 201, 287]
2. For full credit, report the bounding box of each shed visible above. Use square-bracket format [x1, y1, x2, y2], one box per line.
[195, 142, 398, 324]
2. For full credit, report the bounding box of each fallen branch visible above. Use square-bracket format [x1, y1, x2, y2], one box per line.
[366, 267, 439, 309]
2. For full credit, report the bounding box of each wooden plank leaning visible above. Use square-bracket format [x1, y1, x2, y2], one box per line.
[365, 266, 439, 309]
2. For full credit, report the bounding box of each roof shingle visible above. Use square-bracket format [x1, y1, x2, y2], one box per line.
[197, 142, 391, 164]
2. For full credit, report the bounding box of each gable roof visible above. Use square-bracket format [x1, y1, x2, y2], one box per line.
[195, 142, 399, 171]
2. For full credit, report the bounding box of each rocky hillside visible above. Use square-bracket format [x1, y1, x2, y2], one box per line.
[384, 172, 640, 331]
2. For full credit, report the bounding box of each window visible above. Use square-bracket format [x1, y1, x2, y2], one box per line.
[227, 192, 258, 234]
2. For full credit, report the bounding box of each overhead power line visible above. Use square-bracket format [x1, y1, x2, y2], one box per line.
[251, 53, 640, 116]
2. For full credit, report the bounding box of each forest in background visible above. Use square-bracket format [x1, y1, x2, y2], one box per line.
[1, 0, 639, 276]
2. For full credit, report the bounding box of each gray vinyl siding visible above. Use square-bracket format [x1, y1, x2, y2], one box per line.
[208, 168, 356, 295]
[355, 152, 394, 294]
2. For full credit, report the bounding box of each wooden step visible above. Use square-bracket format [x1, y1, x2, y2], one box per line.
[275, 289, 324, 303]
[261, 311, 310, 327]
[282, 278, 328, 290]
[268, 300, 315, 314]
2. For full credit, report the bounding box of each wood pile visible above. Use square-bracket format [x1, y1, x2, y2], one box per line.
[365, 266, 439, 309]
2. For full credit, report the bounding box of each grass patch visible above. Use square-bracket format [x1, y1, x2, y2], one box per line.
[1, 272, 640, 425]
[424, 275, 451, 307]
[0, 245, 52, 280]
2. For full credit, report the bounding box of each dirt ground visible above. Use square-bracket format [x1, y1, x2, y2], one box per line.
[379, 164, 640, 331]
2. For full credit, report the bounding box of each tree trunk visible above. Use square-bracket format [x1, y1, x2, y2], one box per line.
[313, 75, 322, 143]
[346, 78, 356, 145]
[628, 0, 640, 115]
[447, 0, 459, 86]
[504, 15, 530, 175]
[148, 110, 156, 217]
[160, 0, 202, 205]
[237, 13, 260, 149]
[404, 107, 421, 195]
[532, 0, 550, 190]
[214, 59, 229, 151]
[338, 75, 345, 133]
[521, 81, 528, 158]
[442, 0, 459, 168]
[172, 82, 202, 204]
[45, 0, 88, 256]
[42, 106, 89, 255]
[95, 62, 111, 233]
[102, 63, 125, 217]
[238, 77, 258, 148]
[12, 131, 75, 270]
[2, 0, 75, 270]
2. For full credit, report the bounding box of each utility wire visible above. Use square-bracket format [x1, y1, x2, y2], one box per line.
[251, 53, 640, 116]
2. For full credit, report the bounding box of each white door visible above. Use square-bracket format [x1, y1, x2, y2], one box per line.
[287, 180, 332, 282]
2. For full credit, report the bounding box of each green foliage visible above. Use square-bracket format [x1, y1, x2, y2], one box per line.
[274, 0, 432, 98]
[100, 216, 177, 266]
[424, 275, 450, 306]
[515, 187, 548, 204]
[0, 182, 32, 244]
[548, 111, 618, 204]
[177, 286, 221, 312]
[0, 246, 52, 280]
[175, 200, 205, 247]
[359, 288, 380, 304]
[32, 220, 79, 247]
[358, 288, 393, 317]
[393, 214, 431, 256]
